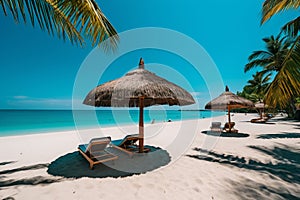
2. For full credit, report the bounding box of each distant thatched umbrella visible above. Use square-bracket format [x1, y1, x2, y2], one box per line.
[255, 102, 268, 119]
[83, 58, 195, 152]
[205, 86, 254, 132]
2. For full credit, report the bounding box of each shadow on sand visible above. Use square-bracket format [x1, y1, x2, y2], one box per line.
[0, 146, 170, 190]
[0, 161, 16, 166]
[227, 176, 299, 200]
[187, 144, 300, 199]
[240, 120, 276, 125]
[47, 146, 171, 179]
[201, 131, 249, 138]
[0, 163, 62, 188]
[257, 132, 300, 139]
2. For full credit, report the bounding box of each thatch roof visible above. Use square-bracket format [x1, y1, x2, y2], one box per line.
[254, 102, 267, 109]
[205, 86, 254, 110]
[83, 59, 195, 107]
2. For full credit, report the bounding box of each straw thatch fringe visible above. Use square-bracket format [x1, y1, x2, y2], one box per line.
[84, 68, 195, 107]
[205, 90, 254, 110]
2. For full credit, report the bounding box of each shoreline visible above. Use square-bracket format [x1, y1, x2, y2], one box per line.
[0, 115, 216, 140]
[0, 110, 225, 138]
[0, 113, 299, 199]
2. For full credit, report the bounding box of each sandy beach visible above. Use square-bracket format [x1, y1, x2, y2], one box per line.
[0, 113, 299, 200]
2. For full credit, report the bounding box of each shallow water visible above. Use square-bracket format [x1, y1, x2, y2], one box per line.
[0, 109, 224, 136]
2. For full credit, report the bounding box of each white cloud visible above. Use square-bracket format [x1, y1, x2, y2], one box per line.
[5, 97, 89, 109]
[13, 96, 28, 99]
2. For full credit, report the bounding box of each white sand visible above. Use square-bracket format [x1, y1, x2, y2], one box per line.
[0, 113, 299, 199]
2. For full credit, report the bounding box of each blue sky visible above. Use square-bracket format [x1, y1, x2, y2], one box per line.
[0, 0, 298, 109]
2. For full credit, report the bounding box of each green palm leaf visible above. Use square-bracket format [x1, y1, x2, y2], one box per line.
[248, 50, 272, 61]
[245, 34, 291, 72]
[245, 59, 273, 72]
[0, 0, 119, 50]
[264, 38, 300, 108]
[282, 16, 300, 37]
[262, 0, 300, 24]
[55, 0, 118, 51]
[262, 0, 300, 38]
[257, 0, 300, 111]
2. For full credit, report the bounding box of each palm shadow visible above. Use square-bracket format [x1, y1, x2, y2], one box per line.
[227, 177, 299, 200]
[240, 120, 276, 124]
[201, 130, 249, 138]
[257, 132, 300, 139]
[186, 144, 300, 199]
[0, 161, 16, 166]
[253, 122, 276, 125]
[0, 163, 48, 175]
[47, 146, 171, 178]
[291, 123, 300, 129]
[0, 163, 62, 188]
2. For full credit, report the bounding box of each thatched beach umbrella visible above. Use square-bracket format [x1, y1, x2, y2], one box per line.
[255, 101, 268, 119]
[205, 86, 254, 132]
[83, 58, 195, 152]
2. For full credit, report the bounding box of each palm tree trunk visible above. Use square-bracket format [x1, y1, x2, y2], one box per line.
[288, 98, 297, 118]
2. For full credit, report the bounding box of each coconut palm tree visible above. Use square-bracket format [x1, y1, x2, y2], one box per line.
[260, 0, 300, 115]
[238, 72, 271, 103]
[0, 0, 118, 50]
[244, 34, 292, 73]
[244, 32, 300, 112]
[246, 72, 271, 101]
[264, 42, 300, 112]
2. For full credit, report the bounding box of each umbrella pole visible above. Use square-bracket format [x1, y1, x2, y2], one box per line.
[139, 96, 144, 153]
[228, 105, 231, 132]
[260, 109, 263, 119]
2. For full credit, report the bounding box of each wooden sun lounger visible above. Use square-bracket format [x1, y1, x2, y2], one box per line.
[78, 137, 118, 169]
[111, 134, 150, 156]
[251, 118, 268, 123]
[210, 122, 223, 132]
[223, 122, 238, 133]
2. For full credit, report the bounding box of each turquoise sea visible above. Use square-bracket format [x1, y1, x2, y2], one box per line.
[0, 110, 224, 137]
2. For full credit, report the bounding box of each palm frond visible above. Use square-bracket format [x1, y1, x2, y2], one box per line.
[1, 0, 84, 45]
[246, 71, 271, 98]
[0, 0, 119, 50]
[257, 69, 271, 76]
[262, 37, 271, 43]
[262, 72, 272, 83]
[55, 0, 119, 51]
[264, 39, 300, 108]
[244, 59, 273, 72]
[248, 50, 272, 61]
[264, 63, 300, 108]
[282, 16, 300, 37]
[245, 34, 290, 73]
[262, 0, 300, 24]
[263, 61, 281, 71]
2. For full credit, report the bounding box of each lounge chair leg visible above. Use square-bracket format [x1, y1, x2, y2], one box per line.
[90, 163, 94, 170]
